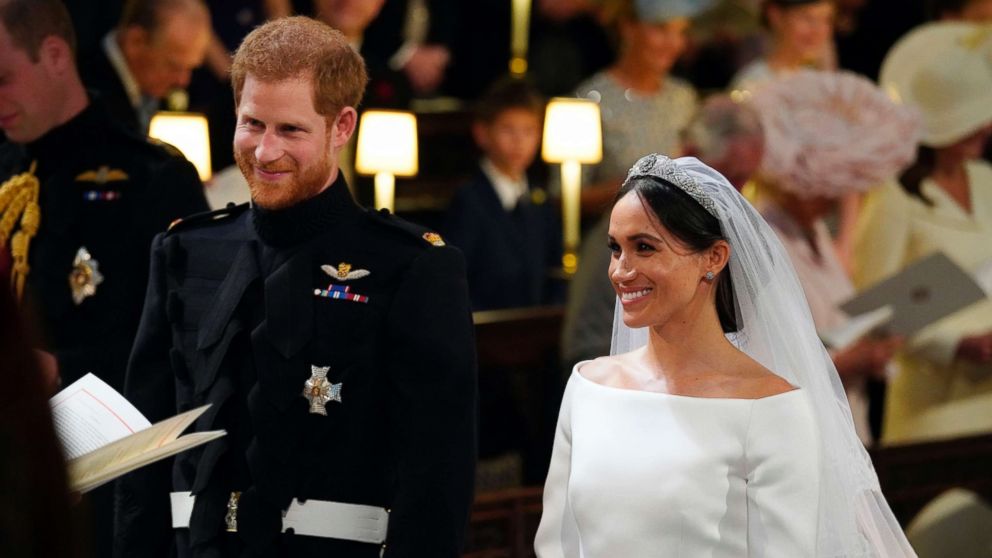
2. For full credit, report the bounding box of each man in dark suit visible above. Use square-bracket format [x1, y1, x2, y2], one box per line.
[79, 0, 211, 134]
[0, 0, 208, 554]
[361, 0, 457, 99]
[443, 77, 562, 311]
[115, 16, 478, 557]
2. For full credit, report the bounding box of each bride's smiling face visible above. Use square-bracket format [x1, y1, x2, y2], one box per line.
[608, 191, 710, 329]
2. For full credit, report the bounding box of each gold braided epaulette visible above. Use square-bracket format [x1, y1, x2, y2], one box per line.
[0, 161, 40, 301]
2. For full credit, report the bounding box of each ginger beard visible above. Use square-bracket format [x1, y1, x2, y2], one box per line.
[234, 131, 335, 210]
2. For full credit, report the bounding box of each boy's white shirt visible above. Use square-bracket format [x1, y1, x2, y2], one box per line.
[481, 157, 528, 211]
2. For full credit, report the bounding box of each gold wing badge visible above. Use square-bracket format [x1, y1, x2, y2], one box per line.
[75, 166, 129, 184]
[321, 262, 370, 281]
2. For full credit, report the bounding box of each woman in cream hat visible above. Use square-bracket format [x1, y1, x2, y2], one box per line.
[855, 21, 992, 444]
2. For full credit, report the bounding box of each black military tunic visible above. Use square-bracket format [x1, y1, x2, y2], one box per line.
[0, 99, 208, 390]
[115, 176, 478, 557]
[0, 98, 208, 558]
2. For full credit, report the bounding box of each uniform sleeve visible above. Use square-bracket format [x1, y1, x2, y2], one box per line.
[852, 180, 911, 290]
[745, 392, 820, 558]
[534, 377, 580, 558]
[113, 232, 178, 558]
[383, 246, 477, 557]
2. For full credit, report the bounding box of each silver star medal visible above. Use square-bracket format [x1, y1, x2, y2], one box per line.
[303, 365, 342, 415]
[69, 246, 104, 305]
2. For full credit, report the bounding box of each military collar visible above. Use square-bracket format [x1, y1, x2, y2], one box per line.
[250, 174, 360, 247]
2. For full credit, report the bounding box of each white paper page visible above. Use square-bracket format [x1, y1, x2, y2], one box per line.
[975, 258, 992, 296]
[50, 373, 151, 460]
[68, 405, 211, 479]
[70, 429, 226, 493]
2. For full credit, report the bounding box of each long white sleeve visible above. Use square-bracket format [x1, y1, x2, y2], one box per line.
[534, 377, 580, 558]
[745, 391, 821, 558]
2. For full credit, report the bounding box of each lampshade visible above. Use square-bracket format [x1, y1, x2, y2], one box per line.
[148, 111, 212, 181]
[355, 110, 419, 177]
[542, 98, 602, 164]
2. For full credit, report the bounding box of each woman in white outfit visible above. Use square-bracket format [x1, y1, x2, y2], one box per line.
[535, 154, 915, 557]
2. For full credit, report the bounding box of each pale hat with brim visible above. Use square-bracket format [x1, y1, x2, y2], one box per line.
[634, 0, 719, 22]
[880, 22, 992, 148]
[750, 69, 920, 199]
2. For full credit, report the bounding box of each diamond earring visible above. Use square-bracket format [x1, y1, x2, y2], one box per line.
[705, 271, 715, 281]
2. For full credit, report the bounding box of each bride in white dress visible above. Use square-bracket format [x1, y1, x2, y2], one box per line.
[535, 155, 915, 557]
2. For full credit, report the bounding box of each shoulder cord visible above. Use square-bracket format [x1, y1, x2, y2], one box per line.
[0, 161, 41, 301]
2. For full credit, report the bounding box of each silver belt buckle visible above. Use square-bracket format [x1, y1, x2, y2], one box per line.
[224, 491, 241, 533]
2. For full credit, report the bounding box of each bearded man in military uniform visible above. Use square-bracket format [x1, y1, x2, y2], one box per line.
[114, 16, 477, 558]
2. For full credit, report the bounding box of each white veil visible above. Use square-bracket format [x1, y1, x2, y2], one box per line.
[611, 155, 916, 557]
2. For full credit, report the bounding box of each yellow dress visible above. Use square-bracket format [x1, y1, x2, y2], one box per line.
[854, 161, 992, 444]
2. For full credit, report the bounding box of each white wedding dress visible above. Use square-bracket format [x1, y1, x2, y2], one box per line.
[535, 365, 822, 558]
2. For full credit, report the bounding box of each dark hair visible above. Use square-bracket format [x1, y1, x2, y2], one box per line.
[0, 278, 77, 557]
[897, 146, 936, 206]
[474, 76, 545, 124]
[615, 176, 739, 333]
[0, 0, 77, 60]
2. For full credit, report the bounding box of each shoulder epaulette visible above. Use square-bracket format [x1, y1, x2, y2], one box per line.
[166, 202, 249, 235]
[146, 137, 185, 159]
[365, 207, 447, 247]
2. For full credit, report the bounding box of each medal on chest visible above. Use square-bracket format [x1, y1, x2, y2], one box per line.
[314, 262, 371, 303]
[303, 365, 342, 415]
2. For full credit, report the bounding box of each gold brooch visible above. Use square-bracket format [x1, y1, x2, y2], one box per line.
[423, 232, 445, 247]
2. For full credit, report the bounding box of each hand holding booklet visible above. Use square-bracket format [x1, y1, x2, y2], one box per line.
[50, 373, 225, 493]
[831, 252, 989, 348]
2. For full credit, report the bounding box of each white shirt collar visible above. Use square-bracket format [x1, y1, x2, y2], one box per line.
[480, 158, 528, 211]
[102, 31, 142, 109]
